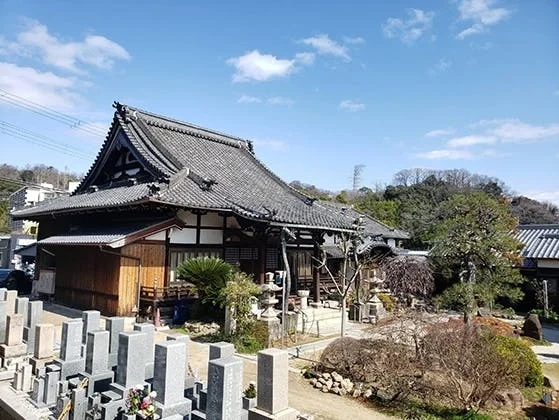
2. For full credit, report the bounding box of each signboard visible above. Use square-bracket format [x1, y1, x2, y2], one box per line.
[36, 269, 56, 295]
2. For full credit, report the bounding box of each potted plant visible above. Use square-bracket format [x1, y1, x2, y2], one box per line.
[124, 385, 157, 419]
[243, 381, 257, 410]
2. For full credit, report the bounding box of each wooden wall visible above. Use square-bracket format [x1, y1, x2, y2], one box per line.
[118, 243, 165, 315]
[53, 246, 120, 315]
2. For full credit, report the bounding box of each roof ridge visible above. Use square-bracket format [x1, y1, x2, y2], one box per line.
[122, 103, 252, 148]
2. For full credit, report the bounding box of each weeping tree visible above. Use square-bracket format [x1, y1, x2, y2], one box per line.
[380, 255, 435, 302]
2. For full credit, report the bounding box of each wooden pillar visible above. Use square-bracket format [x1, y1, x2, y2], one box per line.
[258, 241, 266, 284]
[313, 241, 321, 303]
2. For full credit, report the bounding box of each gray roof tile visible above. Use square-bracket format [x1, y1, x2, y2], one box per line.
[516, 224, 559, 259]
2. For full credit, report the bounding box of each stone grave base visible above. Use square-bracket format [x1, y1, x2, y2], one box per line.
[81, 370, 114, 396]
[156, 399, 192, 418]
[0, 343, 27, 359]
[29, 356, 55, 375]
[52, 358, 85, 380]
[249, 407, 299, 420]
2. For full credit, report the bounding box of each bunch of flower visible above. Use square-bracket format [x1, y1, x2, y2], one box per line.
[126, 385, 157, 417]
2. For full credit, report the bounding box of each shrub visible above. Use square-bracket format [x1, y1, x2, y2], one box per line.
[433, 283, 471, 311]
[244, 382, 257, 398]
[421, 325, 528, 410]
[176, 257, 233, 307]
[378, 293, 395, 312]
[219, 272, 260, 335]
[491, 334, 543, 387]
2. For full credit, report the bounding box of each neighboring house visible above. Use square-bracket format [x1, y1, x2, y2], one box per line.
[9, 183, 68, 232]
[12, 103, 376, 316]
[515, 224, 559, 309]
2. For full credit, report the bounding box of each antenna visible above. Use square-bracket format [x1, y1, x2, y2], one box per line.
[352, 164, 365, 191]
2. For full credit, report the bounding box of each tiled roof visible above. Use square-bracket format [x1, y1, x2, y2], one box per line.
[37, 219, 180, 248]
[515, 224, 559, 259]
[12, 183, 153, 218]
[318, 201, 410, 239]
[11, 103, 398, 233]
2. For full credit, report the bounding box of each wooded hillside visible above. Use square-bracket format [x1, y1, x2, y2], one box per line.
[0, 163, 81, 233]
[290, 168, 558, 249]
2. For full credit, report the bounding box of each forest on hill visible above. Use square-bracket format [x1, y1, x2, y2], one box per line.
[0, 163, 81, 233]
[290, 168, 558, 249]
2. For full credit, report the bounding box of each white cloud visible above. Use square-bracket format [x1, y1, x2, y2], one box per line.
[416, 149, 473, 160]
[294, 52, 315, 65]
[428, 58, 452, 75]
[447, 135, 497, 147]
[457, 24, 485, 39]
[5, 19, 130, 72]
[267, 96, 294, 106]
[343, 36, 365, 45]
[237, 95, 262, 104]
[425, 128, 455, 137]
[300, 35, 350, 61]
[339, 100, 365, 112]
[0, 62, 79, 109]
[477, 119, 559, 142]
[253, 139, 288, 151]
[456, 0, 511, 39]
[382, 9, 435, 44]
[525, 191, 559, 207]
[227, 50, 297, 83]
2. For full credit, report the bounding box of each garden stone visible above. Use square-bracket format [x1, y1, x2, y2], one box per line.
[320, 387, 329, 393]
[322, 372, 330, 380]
[363, 389, 373, 398]
[523, 314, 543, 341]
[331, 372, 342, 382]
[309, 378, 316, 386]
[314, 382, 322, 389]
[352, 389, 361, 398]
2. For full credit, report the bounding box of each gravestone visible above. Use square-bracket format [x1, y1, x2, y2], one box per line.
[5, 290, 17, 315]
[133, 323, 155, 380]
[44, 364, 61, 406]
[110, 330, 149, 399]
[0, 313, 27, 369]
[80, 330, 114, 396]
[29, 323, 55, 374]
[209, 342, 235, 361]
[0, 300, 7, 344]
[105, 317, 124, 370]
[53, 319, 86, 380]
[523, 314, 543, 341]
[206, 356, 243, 420]
[153, 341, 192, 418]
[23, 300, 43, 354]
[12, 361, 33, 391]
[15, 297, 29, 326]
[249, 349, 299, 420]
[82, 310, 101, 357]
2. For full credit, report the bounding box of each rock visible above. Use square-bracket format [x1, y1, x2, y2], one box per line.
[352, 389, 362, 398]
[544, 375, 558, 390]
[321, 387, 329, 393]
[333, 381, 340, 388]
[331, 371, 343, 382]
[341, 379, 354, 392]
[339, 388, 347, 396]
[363, 389, 373, 399]
[325, 379, 333, 391]
[376, 388, 397, 403]
[314, 382, 323, 389]
[309, 378, 317, 386]
[523, 314, 543, 341]
[322, 372, 331, 380]
[488, 388, 524, 409]
[318, 377, 327, 385]
[477, 307, 490, 317]
[297, 414, 314, 420]
[331, 386, 340, 395]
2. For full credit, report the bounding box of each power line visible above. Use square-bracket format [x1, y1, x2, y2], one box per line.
[0, 89, 107, 137]
[0, 121, 94, 160]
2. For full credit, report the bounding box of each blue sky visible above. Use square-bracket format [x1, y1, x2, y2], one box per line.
[0, 0, 558, 204]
